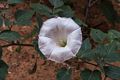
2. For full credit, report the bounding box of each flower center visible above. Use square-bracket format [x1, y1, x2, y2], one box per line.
[58, 39, 67, 47]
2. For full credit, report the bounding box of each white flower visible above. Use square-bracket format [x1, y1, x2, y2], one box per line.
[38, 17, 82, 63]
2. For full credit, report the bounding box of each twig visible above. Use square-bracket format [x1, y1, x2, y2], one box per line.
[106, 63, 119, 67]
[1, 43, 34, 48]
[83, 61, 98, 67]
[85, 0, 93, 22]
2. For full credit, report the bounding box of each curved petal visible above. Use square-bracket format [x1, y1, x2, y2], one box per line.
[39, 17, 80, 38]
[67, 28, 82, 55]
[48, 47, 75, 63]
[38, 36, 57, 58]
[58, 17, 80, 33]
[39, 18, 59, 37]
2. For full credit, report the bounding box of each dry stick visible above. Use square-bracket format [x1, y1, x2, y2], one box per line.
[106, 63, 119, 67]
[85, 0, 93, 23]
[85, 0, 99, 22]
[82, 60, 98, 67]
[1, 43, 34, 48]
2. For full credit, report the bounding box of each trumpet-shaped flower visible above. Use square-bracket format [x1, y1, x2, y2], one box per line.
[38, 17, 82, 63]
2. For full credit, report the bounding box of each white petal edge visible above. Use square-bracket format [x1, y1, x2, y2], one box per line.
[58, 17, 80, 32]
[48, 46, 75, 63]
[39, 17, 80, 37]
[39, 18, 59, 37]
[67, 28, 82, 55]
[38, 36, 57, 58]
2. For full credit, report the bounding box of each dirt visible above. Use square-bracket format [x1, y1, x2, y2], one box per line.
[0, 0, 120, 80]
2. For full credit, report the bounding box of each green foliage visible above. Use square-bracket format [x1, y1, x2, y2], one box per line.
[77, 38, 93, 60]
[4, 19, 11, 26]
[80, 69, 101, 80]
[93, 41, 120, 62]
[74, 18, 88, 27]
[90, 29, 107, 43]
[108, 29, 120, 41]
[0, 16, 3, 26]
[8, 0, 24, 4]
[0, 0, 7, 2]
[0, 60, 8, 80]
[57, 5, 74, 17]
[36, 14, 43, 28]
[99, 0, 120, 24]
[30, 3, 52, 17]
[56, 67, 71, 80]
[104, 66, 120, 79]
[0, 30, 21, 42]
[15, 10, 34, 25]
[49, 0, 64, 8]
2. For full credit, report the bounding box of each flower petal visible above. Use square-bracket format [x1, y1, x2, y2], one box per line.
[39, 17, 60, 36]
[38, 36, 57, 58]
[58, 17, 80, 33]
[48, 47, 75, 63]
[67, 28, 82, 55]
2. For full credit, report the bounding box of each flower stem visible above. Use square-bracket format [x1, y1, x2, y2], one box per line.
[1, 43, 34, 48]
[83, 61, 98, 67]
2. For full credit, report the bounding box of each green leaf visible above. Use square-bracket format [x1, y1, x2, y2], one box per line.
[81, 69, 101, 80]
[0, 60, 8, 80]
[62, 0, 70, 3]
[15, 10, 34, 25]
[74, 18, 88, 27]
[0, 30, 21, 42]
[0, 46, 2, 59]
[99, 0, 120, 23]
[108, 29, 120, 41]
[115, 41, 120, 49]
[0, 16, 3, 26]
[15, 10, 34, 20]
[56, 67, 72, 80]
[90, 29, 107, 43]
[79, 38, 91, 51]
[94, 42, 120, 62]
[49, 0, 64, 8]
[54, 9, 63, 14]
[0, 0, 7, 2]
[36, 14, 43, 28]
[104, 66, 120, 79]
[77, 38, 93, 60]
[15, 19, 31, 26]
[58, 5, 74, 17]
[8, 0, 24, 4]
[32, 39, 46, 59]
[30, 3, 52, 17]
[5, 19, 11, 26]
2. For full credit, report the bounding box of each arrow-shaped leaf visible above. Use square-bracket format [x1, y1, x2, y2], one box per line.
[56, 67, 72, 80]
